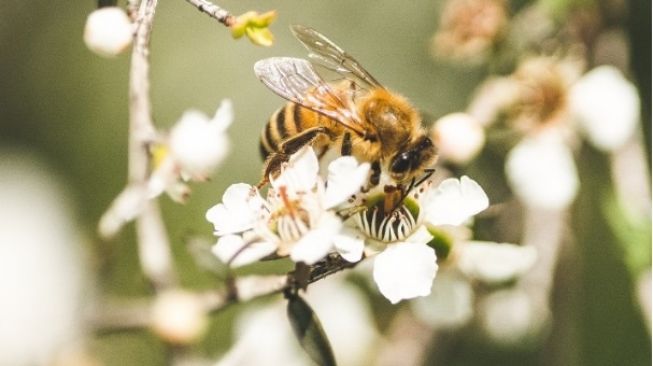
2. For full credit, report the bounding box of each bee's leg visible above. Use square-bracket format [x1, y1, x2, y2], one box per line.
[341, 132, 352, 156]
[279, 126, 328, 154]
[370, 161, 381, 186]
[258, 127, 329, 188]
[258, 153, 289, 188]
[361, 161, 382, 193]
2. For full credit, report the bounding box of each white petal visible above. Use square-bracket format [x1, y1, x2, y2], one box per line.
[424, 176, 489, 226]
[411, 271, 474, 329]
[212, 234, 277, 267]
[271, 146, 319, 194]
[506, 134, 579, 209]
[431, 113, 485, 164]
[373, 242, 437, 304]
[332, 228, 365, 263]
[290, 213, 342, 265]
[206, 183, 266, 235]
[570, 66, 640, 151]
[457, 241, 537, 284]
[479, 288, 550, 346]
[83, 7, 133, 57]
[324, 156, 370, 209]
[169, 108, 231, 178]
[211, 99, 234, 132]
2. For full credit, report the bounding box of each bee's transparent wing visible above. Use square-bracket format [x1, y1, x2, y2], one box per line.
[291, 24, 383, 90]
[254, 57, 366, 136]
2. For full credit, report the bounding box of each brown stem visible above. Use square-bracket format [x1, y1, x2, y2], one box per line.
[183, 0, 235, 26]
[129, 0, 177, 290]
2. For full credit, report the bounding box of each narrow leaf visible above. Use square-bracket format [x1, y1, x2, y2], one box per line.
[287, 294, 337, 366]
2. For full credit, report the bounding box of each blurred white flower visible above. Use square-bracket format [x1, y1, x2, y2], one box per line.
[431, 113, 486, 164]
[207, 146, 369, 266]
[170, 100, 233, 179]
[411, 270, 474, 329]
[151, 289, 208, 345]
[479, 288, 550, 346]
[354, 175, 489, 303]
[0, 151, 88, 365]
[570, 65, 640, 152]
[457, 241, 537, 284]
[505, 132, 579, 209]
[149, 99, 233, 202]
[217, 276, 378, 366]
[83, 7, 133, 57]
[410, 226, 535, 330]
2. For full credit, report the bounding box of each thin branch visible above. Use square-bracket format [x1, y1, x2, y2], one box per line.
[129, 0, 177, 289]
[183, 0, 235, 26]
[92, 255, 362, 334]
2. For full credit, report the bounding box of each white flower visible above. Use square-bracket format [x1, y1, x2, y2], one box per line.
[148, 100, 233, 202]
[430, 113, 486, 164]
[411, 270, 474, 329]
[169, 99, 233, 179]
[206, 183, 268, 236]
[570, 65, 640, 152]
[457, 241, 537, 284]
[506, 132, 579, 209]
[354, 175, 489, 303]
[208, 146, 369, 266]
[84, 7, 133, 57]
[479, 288, 550, 346]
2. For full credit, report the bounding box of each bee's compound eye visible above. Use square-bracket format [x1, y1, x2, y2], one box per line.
[391, 152, 412, 174]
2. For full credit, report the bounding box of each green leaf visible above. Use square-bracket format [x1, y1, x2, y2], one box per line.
[286, 294, 337, 366]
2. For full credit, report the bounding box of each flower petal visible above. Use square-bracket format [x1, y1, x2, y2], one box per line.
[332, 228, 365, 263]
[169, 107, 231, 178]
[271, 146, 319, 194]
[373, 242, 437, 304]
[505, 134, 579, 209]
[206, 183, 266, 235]
[211, 234, 277, 267]
[211, 99, 234, 132]
[324, 157, 370, 209]
[290, 213, 342, 265]
[570, 66, 640, 152]
[457, 241, 536, 284]
[411, 271, 474, 329]
[424, 176, 489, 226]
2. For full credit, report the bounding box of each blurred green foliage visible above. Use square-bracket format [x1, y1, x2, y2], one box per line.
[0, 0, 649, 365]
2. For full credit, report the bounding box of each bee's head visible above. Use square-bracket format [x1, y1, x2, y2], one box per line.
[389, 135, 437, 183]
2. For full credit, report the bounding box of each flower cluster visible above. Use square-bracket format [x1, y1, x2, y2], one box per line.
[207, 146, 496, 303]
[462, 57, 640, 209]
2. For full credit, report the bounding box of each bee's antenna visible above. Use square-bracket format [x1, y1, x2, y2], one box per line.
[389, 168, 436, 214]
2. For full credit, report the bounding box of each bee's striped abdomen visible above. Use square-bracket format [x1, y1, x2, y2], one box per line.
[259, 104, 307, 159]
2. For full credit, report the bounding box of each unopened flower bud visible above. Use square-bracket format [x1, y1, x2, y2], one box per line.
[151, 290, 208, 345]
[431, 113, 485, 164]
[230, 10, 277, 47]
[83, 7, 133, 57]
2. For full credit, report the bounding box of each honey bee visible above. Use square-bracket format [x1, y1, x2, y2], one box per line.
[255, 25, 437, 199]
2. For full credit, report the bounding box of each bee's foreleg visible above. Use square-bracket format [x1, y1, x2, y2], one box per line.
[361, 161, 382, 193]
[340, 132, 352, 156]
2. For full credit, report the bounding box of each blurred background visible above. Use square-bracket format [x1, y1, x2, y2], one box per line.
[0, 0, 650, 365]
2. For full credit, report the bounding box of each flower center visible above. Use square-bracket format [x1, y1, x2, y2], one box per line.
[353, 193, 420, 242]
[275, 211, 310, 242]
